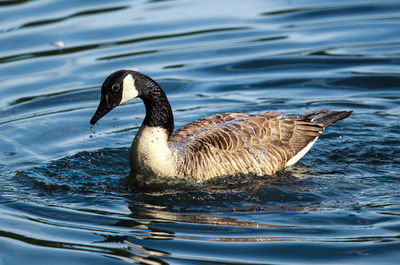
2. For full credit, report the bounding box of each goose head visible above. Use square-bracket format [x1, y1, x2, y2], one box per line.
[90, 70, 141, 125]
[91, 69, 174, 135]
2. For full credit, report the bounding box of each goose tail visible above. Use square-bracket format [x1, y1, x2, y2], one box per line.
[300, 110, 352, 126]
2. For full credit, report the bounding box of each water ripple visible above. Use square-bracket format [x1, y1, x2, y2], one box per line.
[1, 0, 400, 264]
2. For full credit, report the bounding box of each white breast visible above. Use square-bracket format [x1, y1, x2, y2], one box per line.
[130, 126, 177, 177]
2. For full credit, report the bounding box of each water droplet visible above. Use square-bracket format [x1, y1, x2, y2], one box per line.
[52, 41, 64, 48]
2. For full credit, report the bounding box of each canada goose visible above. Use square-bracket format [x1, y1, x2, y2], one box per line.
[90, 70, 351, 182]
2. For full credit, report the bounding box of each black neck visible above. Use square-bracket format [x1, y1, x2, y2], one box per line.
[139, 79, 174, 136]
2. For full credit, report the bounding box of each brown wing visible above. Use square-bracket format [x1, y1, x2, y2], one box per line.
[169, 112, 324, 181]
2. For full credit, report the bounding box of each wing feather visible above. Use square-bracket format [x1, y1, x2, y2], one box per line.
[169, 112, 325, 180]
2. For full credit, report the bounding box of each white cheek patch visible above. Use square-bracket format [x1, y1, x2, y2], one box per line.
[120, 74, 139, 104]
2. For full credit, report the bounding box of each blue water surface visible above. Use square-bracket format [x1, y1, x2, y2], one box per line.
[0, 0, 400, 264]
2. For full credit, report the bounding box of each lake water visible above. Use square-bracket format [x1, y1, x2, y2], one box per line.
[1, 0, 400, 264]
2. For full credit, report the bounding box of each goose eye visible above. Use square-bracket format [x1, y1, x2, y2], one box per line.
[111, 84, 120, 93]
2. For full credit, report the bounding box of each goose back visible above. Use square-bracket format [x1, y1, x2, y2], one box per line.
[168, 112, 328, 181]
